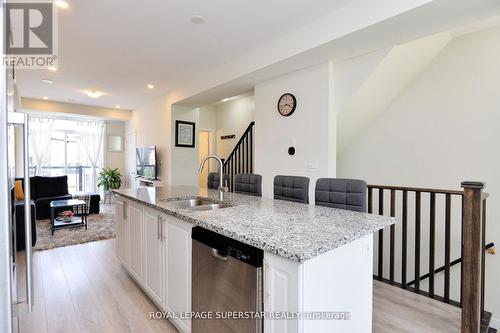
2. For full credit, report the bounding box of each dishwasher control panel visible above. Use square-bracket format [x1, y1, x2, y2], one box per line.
[192, 226, 263, 268]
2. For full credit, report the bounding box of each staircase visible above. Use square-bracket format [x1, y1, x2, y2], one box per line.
[222, 121, 255, 192]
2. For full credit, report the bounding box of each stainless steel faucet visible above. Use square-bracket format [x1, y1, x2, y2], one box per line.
[199, 154, 228, 201]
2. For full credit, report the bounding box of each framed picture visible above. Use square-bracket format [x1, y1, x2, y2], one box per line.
[175, 120, 195, 147]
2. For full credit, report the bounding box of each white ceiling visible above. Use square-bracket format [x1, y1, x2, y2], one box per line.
[16, 0, 351, 109]
[176, 0, 500, 107]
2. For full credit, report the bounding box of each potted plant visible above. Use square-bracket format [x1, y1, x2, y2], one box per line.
[97, 168, 123, 192]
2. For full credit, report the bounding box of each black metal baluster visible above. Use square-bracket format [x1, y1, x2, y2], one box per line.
[415, 191, 421, 293]
[238, 146, 241, 174]
[460, 195, 464, 307]
[249, 127, 253, 172]
[390, 189, 396, 284]
[378, 189, 384, 281]
[244, 135, 247, 173]
[444, 193, 451, 303]
[481, 199, 486, 321]
[402, 190, 408, 288]
[230, 159, 233, 192]
[429, 192, 436, 297]
[368, 187, 373, 214]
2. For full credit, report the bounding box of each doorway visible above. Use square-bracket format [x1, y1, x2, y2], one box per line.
[198, 131, 212, 188]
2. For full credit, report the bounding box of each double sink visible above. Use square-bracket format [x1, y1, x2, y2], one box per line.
[168, 197, 231, 211]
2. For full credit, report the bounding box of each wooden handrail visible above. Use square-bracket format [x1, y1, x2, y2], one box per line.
[368, 184, 464, 195]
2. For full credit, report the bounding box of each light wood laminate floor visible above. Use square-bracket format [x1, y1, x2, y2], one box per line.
[19, 239, 461, 333]
[18, 239, 177, 333]
[373, 280, 460, 333]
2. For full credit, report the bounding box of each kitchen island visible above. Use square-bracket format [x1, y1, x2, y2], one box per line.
[113, 186, 394, 333]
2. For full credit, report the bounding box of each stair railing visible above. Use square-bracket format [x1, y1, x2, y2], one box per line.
[222, 121, 255, 191]
[368, 182, 494, 333]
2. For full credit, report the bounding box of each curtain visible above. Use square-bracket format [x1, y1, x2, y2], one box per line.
[78, 121, 105, 192]
[29, 116, 55, 175]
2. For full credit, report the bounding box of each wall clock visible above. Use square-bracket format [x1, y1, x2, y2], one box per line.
[277, 93, 297, 117]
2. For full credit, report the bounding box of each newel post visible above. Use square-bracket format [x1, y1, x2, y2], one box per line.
[461, 181, 484, 333]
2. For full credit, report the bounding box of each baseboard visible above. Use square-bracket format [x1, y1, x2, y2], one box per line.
[491, 317, 500, 330]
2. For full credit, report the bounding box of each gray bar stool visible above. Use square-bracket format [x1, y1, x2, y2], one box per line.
[273, 175, 309, 204]
[234, 174, 262, 197]
[315, 178, 367, 212]
[207, 172, 229, 189]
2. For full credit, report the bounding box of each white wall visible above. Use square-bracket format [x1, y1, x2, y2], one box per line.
[198, 93, 255, 160]
[336, 32, 452, 153]
[104, 121, 125, 173]
[22, 98, 131, 121]
[334, 47, 390, 112]
[255, 62, 336, 199]
[171, 105, 199, 186]
[125, 95, 174, 185]
[215, 93, 255, 159]
[198, 105, 217, 173]
[338, 26, 500, 321]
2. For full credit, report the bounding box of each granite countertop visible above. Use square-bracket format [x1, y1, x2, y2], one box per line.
[113, 186, 395, 263]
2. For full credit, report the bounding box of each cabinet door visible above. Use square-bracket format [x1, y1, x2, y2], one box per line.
[143, 208, 164, 307]
[115, 199, 126, 264]
[128, 203, 144, 283]
[264, 253, 301, 333]
[165, 216, 192, 333]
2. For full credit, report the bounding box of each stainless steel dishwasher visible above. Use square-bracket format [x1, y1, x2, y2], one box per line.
[192, 226, 263, 333]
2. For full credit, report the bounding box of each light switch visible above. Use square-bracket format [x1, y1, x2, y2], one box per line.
[308, 158, 319, 169]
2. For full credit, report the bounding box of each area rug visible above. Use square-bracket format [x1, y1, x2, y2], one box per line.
[34, 204, 116, 251]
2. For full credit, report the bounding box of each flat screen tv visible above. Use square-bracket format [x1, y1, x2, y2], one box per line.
[136, 146, 157, 179]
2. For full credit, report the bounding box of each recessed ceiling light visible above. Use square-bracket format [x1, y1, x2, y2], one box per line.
[47, 66, 57, 71]
[42, 79, 54, 84]
[55, 1, 69, 9]
[190, 15, 205, 24]
[83, 90, 103, 98]
[115, 105, 121, 109]
[42, 96, 49, 100]
[147, 84, 154, 89]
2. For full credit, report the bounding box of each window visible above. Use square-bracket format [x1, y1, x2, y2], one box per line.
[29, 117, 104, 194]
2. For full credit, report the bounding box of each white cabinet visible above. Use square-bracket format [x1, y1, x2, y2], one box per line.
[115, 197, 144, 282]
[165, 216, 192, 333]
[115, 198, 129, 267]
[115, 197, 193, 333]
[264, 253, 301, 333]
[127, 202, 144, 283]
[143, 207, 165, 307]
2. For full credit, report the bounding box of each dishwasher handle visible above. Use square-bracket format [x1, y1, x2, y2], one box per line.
[211, 248, 229, 261]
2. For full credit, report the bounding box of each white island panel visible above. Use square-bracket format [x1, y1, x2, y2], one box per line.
[265, 234, 373, 333]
